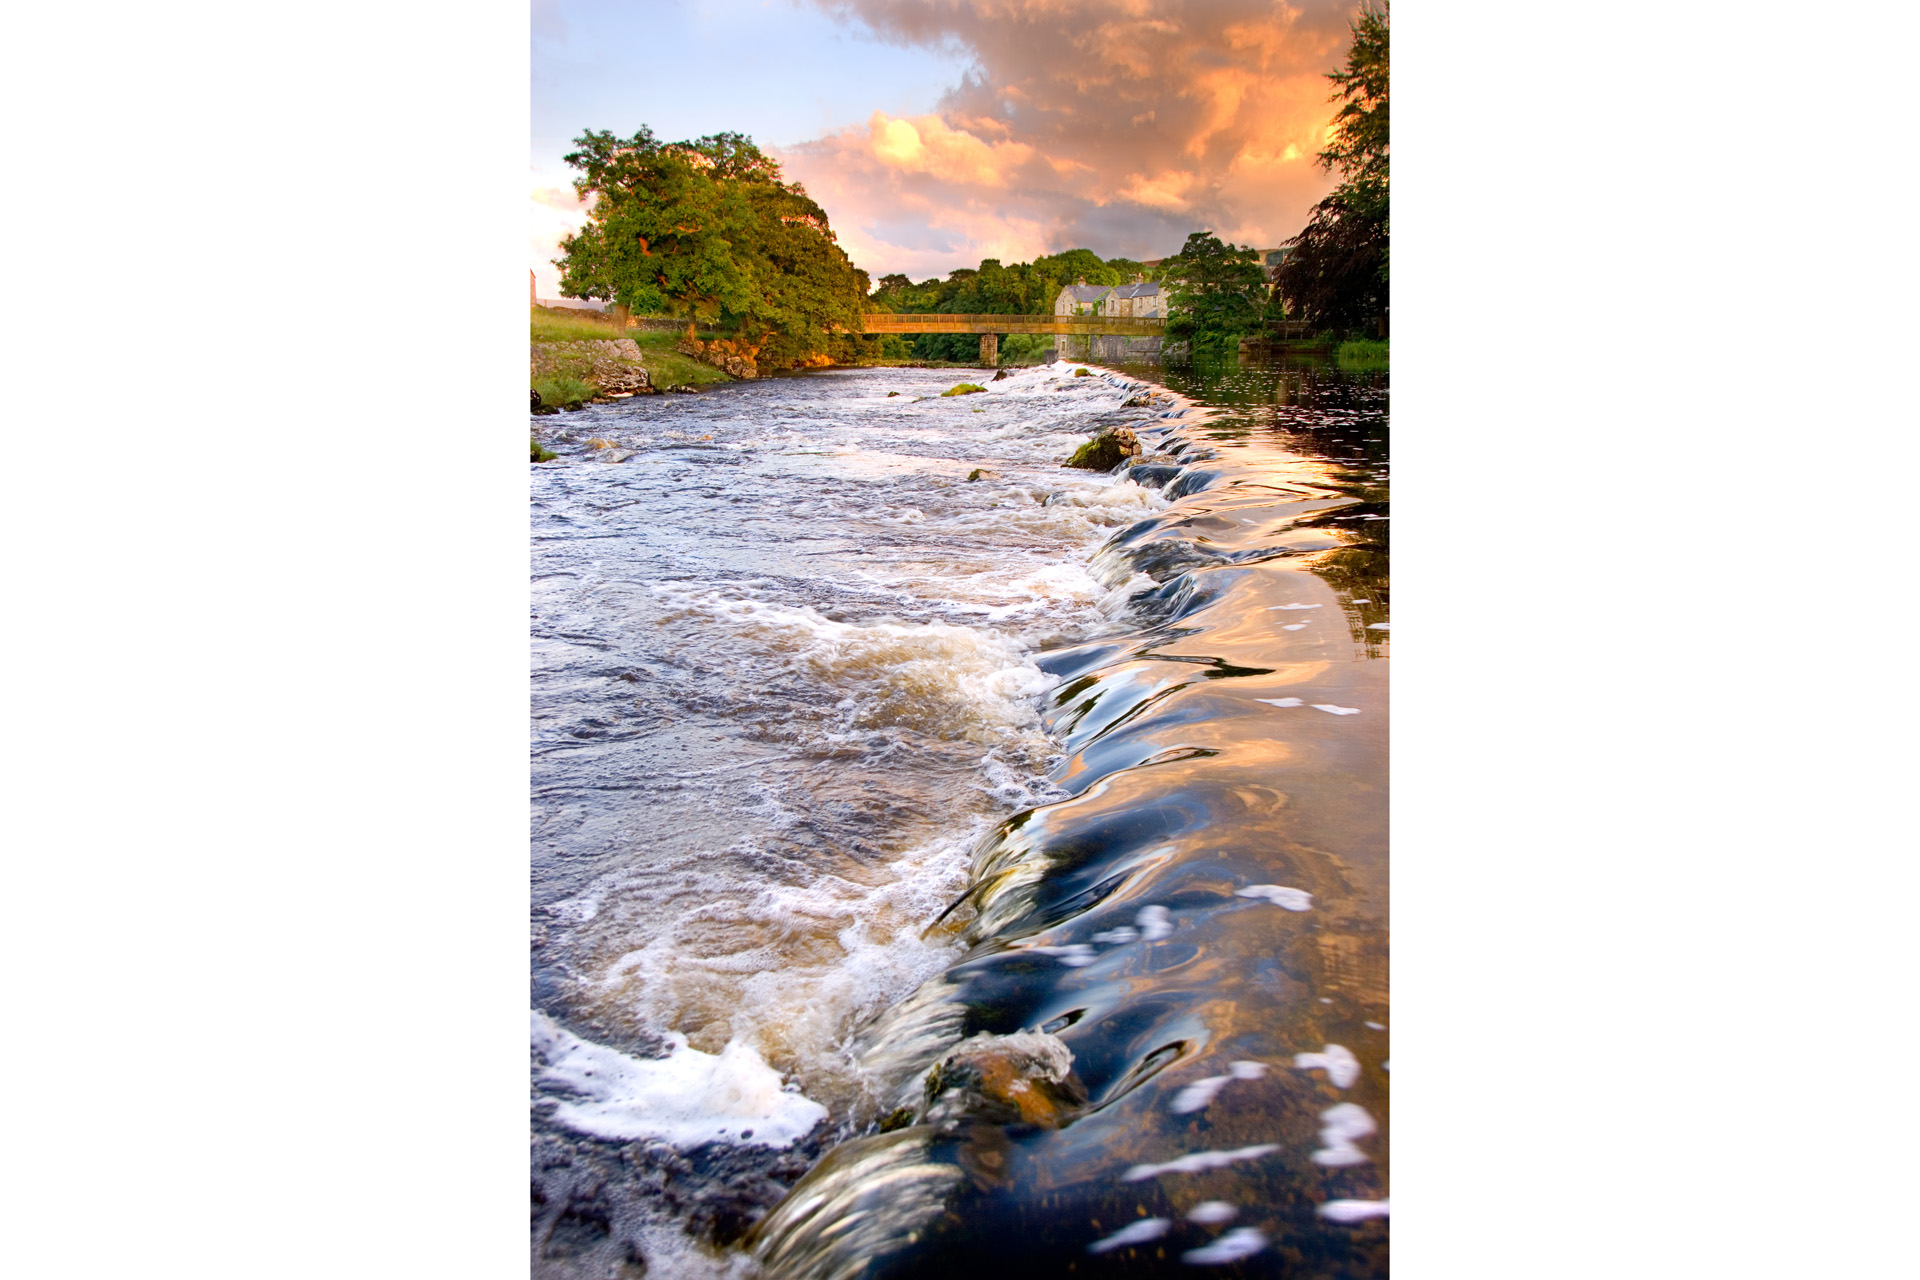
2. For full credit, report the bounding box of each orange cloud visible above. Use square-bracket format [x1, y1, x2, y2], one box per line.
[790, 0, 1360, 278]
[863, 111, 1038, 186]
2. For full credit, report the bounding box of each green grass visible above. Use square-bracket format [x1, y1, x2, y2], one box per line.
[941, 383, 987, 397]
[624, 329, 733, 388]
[531, 305, 628, 343]
[1335, 339, 1389, 371]
[1073, 367, 1092, 377]
[532, 374, 596, 409]
[530, 307, 734, 392]
[530, 435, 558, 463]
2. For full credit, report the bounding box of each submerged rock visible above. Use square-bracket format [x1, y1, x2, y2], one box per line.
[920, 1031, 1086, 1129]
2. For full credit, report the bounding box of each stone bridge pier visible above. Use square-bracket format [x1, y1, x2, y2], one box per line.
[978, 333, 997, 366]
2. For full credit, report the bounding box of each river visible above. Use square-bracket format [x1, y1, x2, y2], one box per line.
[531, 354, 1388, 1278]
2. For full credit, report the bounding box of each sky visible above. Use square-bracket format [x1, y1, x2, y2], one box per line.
[531, 0, 1356, 296]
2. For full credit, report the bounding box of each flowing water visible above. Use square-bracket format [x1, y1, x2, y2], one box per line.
[530, 356, 1388, 1278]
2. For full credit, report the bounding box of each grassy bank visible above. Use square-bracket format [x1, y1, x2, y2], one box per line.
[1335, 339, 1389, 371]
[531, 306, 736, 394]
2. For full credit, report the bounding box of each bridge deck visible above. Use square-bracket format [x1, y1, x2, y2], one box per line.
[859, 312, 1165, 336]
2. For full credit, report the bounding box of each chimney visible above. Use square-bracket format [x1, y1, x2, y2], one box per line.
[1076, 276, 1085, 286]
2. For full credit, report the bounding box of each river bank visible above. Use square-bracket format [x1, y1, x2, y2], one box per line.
[529, 356, 1387, 1278]
[531, 306, 1072, 412]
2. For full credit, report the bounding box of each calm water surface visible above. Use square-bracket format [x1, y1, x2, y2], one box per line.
[530, 356, 1387, 1278]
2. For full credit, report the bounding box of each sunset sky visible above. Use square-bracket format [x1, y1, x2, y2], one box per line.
[531, 0, 1360, 295]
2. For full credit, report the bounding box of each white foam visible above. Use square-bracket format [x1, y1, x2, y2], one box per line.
[1170, 1075, 1230, 1114]
[1267, 603, 1322, 610]
[1026, 943, 1097, 967]
[1311, 1102, 1375, 1166]
[1318, 1198, 1391, 1223]
[1311, 704, 1361, 715]
[1236, 885, 1313, 911]
[530, 1010, 827, 1148]
[1256, 697, 1303, 708]
[1365, 1021, 1386, 1031]
[1182, 1227, 1268, 1265]
[1187, 1201, 1238, 1225]
[1137, 904, 1173, 940]
[1088, 1218, 1171, 1253]
[1368, 622, 1390, 630]
[1280, 624, 1308, 631]
[1123, 1144, 1281, 1182]
[1091, 925, 1139, 944]
[1229, 1060, 1267, 1080]
[1293, 1043, 1361, 1088]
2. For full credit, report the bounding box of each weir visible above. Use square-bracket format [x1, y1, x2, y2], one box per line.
[528, 359, 1388, 1278]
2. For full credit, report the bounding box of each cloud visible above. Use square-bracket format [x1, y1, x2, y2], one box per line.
[780, 0, 1359, 278]
[529, 180, 591, 298]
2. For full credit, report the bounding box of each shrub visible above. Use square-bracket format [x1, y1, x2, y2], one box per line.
[532, 374, 597, 408]
[1073, 367, 1092, 377]
[998, 333, 1047, 363]
[941, 383, 987, 397]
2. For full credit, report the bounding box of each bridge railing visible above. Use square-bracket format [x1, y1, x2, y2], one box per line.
[858, 312, 1165, 336]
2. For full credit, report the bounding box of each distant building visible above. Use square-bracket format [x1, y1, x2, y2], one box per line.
[1053, 282, 1115, 316]
[1050, 279, 1166, 362]
[1100, 281, 1165, 319]
[1050, 280, 1166, 319]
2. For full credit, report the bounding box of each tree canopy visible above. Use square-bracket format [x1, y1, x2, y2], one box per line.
[1161, 231, 1269, 356]
[554, 127, 869, 368]
[1274, 1, 1389, 333]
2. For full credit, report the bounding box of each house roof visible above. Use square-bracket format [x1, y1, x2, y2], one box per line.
[1109, 282, 1162, 299]
[1061, 284, 1115, 301]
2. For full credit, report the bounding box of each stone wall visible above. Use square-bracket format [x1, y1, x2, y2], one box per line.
[1051, 334, 1163, 362]
[531, 340, 654, 394]
[674, 335, 757, 379]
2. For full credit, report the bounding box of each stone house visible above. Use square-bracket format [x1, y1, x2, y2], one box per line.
[1099, 281, 1166, 318]
[1053, 282, 1115, 316]
[1050, 279, 1167, 361]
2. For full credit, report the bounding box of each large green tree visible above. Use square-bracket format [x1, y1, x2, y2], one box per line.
[1162, 231, 1269, 356]
[554, 127, 868, 366]
[1275, 1, 1389, 332]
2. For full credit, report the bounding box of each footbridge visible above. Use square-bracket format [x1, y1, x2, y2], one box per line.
[859, 312, 1164, 365]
